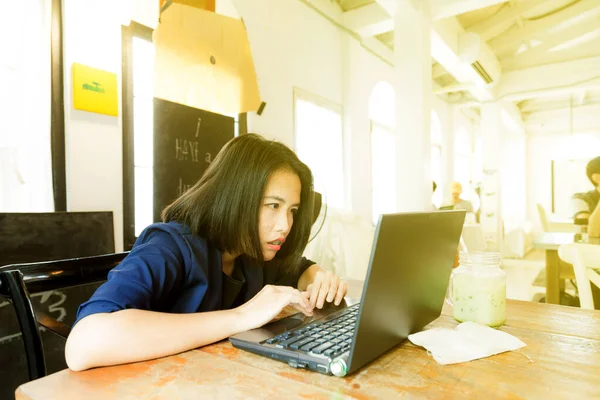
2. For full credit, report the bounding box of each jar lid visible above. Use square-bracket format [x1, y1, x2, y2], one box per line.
[459, 251, 501, 267]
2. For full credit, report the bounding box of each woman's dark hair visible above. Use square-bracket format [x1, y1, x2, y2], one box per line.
[162, 133, 314, 270]
[586, 156, 600, 186]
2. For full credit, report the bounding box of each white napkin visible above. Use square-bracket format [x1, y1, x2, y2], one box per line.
[408, 321, 526, 365]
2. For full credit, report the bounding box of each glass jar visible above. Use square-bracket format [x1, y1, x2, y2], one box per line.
[447, 251, 506, 327]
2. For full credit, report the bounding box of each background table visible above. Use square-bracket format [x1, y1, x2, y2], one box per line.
[532, 232, 575, 304]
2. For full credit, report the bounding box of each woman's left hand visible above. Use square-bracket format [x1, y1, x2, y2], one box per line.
[304, 270, 347, 309]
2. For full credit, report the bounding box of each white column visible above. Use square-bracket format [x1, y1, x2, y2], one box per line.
[480, 103, 503, 253]
[343, 37, 373, 221]
[394, 0, 432, 212]
[442, 105, 456, 195]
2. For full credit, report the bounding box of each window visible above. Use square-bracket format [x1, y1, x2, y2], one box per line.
[0, 0, 54, 212]
[132, 36, 155, 237]
[122, 24, 156, 247]
[368, 81, 396, 224]
[294, 89, 345, 210]
[123, 23, 155, 248]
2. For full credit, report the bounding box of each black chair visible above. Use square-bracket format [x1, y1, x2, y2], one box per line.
[0, 252, 128, 381]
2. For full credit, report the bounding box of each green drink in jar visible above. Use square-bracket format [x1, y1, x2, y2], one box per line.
[446, 251, 506, 327]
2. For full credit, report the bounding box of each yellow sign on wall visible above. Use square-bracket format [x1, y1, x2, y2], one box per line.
[72, 63, 118, 116]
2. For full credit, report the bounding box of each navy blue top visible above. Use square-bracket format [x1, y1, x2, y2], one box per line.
[75, 222, 315, 325]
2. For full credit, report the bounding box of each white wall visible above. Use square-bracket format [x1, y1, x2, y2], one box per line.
[527, 132, 600, 229]
[233, 0, 344, 148]
[62, 0, 125, 251]
[61, 0, 159, 252]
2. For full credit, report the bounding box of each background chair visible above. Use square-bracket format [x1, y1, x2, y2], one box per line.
[0, 253, 127, 381]
[0, 211, 115, 397]
[558, 243, 600, 310]
[537, 203, 577, 233]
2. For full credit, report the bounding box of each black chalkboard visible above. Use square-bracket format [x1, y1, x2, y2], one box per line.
[0, 212, 114, 399]
[153, 98, 235, 222]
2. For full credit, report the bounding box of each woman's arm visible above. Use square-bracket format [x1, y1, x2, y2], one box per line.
[66, 285, 313, 371]
[65, 308, 243, 371]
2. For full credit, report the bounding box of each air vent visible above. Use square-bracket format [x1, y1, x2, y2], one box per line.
[471, 61, 493, 85]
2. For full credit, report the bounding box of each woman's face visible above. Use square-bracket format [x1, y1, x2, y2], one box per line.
[258, 169, 301, 261]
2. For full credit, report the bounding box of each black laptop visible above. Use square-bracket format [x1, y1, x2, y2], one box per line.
[229, 211, 465, 377]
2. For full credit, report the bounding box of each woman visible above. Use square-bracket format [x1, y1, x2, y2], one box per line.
[65, 134, 347, 371]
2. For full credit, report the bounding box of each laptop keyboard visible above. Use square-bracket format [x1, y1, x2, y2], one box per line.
[265, 303, 359, 358]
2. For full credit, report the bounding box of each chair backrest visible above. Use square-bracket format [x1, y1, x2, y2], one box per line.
[0, 212, 114, 265]
[558, 243, 600, 310]
[0, 252, 127, 382]
[0, 211, 116, 396]
[537, 203, 549, 232]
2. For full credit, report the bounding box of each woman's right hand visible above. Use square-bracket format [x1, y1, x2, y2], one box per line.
[236, 285, 314, 331]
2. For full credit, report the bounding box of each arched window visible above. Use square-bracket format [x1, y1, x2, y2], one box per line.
[369, 81, 396, 224]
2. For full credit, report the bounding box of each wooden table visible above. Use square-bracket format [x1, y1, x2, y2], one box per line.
[533, 232, 575, 304]
[16, 299, 600, 399]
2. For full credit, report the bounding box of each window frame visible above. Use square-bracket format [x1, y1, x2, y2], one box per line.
[122, 22, 154, 250]
[50, 0, 66, 211]
[292, 87, 346, 209]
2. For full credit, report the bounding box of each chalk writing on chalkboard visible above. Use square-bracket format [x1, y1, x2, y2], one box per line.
[196, 117, 202, 137]
[154, 98, 234, 223]
[176, 178, 193, 197]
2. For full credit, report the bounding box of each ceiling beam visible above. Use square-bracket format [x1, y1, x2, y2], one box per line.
[432, 63, 448, 79]
[343, 3, 393, 38]
[578, 89, 587, 105]
[501, 37, 600, 70]
[489, 0, 600, 55]
[527, 128, 600, 136]
[374, 0, 398, 18]
[496, 55, 600, 101]
[523, 104, 600, 129]
[296, 0, 394, 66]
[361, 36, 394, 64]
[500, 16, 600, 68]
[429, 0, 509, 20]
[520, 97, 600, 113]
[466, 0, 550, 41]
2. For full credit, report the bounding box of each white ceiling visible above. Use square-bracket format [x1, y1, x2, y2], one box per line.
[333, 0, 600, 136]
